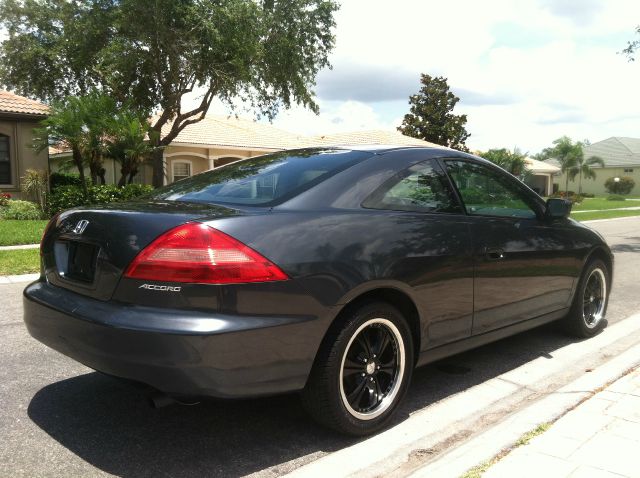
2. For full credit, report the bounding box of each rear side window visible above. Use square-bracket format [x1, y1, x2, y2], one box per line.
[363, 160, 462, 214]
[151, 149, 371, 206]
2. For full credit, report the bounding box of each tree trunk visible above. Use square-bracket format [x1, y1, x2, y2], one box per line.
[565, 173, 569, 195]
[72, 147, 89, 200]
[578, 172, 583, 195]
[128, 168, 138, 185]
[151, 147, 164, 188]
[117, 171, 128, 187]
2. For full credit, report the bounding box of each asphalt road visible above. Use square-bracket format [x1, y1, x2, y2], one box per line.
[1, 217, 639, 478]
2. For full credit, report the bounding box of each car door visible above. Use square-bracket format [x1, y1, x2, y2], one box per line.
[443, 159, 576, 335]
[363, 159, 475, 348]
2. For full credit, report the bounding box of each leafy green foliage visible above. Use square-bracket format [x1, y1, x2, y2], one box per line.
[21, 168, 48, 213]
[49, 172, 84, 190]
[0, 200, 44, 220]
[46, 183, 153, 216]
[605, 176, 635, 195]
[0, 0, 338, 187]
[479, 148, 528, 177]
[105, 111, 154, 186]
[398, 74, 470, 151]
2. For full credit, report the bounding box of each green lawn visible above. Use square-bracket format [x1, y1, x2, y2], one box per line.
[572, 197, 637, 211]
[0, 249, 40, 275]
[0, 220, 48, 246]
[571, 209, 640, 221]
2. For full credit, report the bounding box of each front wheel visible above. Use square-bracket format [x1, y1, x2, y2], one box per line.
[302, 302, 414, 436]
[564, 259, 610, 338]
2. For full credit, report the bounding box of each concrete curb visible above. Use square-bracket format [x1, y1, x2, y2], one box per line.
[411, 340, 640, 478]
[0, 273, 39, 284]
[0, 244, 39, 251]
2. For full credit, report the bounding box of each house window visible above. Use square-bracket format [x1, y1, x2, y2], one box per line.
[0, 134, 11, 185]
[172, 161, 191, 182]
[624, 168, 634, 173]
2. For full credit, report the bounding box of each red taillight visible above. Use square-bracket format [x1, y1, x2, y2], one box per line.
[124, 223, 289, 284]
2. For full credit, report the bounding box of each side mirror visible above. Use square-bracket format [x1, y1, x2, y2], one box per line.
[545, 198, 572, 220]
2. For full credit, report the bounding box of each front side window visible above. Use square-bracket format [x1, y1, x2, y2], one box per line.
[363, 160, 462, 213]
[0, 135, 10, 185]
[445, 160, 538, 219]
[172, 162, 191, 182]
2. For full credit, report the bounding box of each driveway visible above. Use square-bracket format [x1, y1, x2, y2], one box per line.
[1, 217, 640, 477]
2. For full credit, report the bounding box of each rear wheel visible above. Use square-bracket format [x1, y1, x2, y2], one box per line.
[564, 259, 610, 338]
[302, 302, 413, 436]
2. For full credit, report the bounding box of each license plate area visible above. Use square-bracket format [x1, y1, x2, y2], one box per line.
[55, 240, 99, 284]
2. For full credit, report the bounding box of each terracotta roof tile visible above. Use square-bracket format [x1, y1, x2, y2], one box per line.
[0, 90, 49, 116]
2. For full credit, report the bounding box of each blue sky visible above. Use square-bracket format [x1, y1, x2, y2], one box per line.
[248, 0, 640, 154]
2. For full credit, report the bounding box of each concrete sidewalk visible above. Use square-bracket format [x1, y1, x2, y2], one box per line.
[484, 366, 640, 478]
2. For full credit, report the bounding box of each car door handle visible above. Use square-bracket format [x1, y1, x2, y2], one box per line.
[484, 247, 505, 260]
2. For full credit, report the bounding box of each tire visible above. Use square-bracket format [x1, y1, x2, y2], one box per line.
[301, 301, 414, 436]
[563, 259, 610, 338]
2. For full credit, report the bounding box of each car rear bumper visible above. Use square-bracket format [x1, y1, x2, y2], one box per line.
[23, 280, 322, 399]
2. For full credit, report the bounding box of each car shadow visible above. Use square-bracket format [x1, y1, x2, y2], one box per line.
[27, 322, 581, 478]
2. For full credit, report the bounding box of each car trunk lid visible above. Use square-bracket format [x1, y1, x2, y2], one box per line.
[41, 201, 249, 300]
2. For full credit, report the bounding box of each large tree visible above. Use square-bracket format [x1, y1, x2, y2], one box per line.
[398, 74, 470, 151]
[0, 0, 338, 187]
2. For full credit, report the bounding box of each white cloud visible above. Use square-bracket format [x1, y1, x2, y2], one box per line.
[268, 0, 640, 153]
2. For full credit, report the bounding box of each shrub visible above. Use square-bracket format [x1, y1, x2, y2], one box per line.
[607, 194, 626, 201]
[0, 192, 11, 208]
[22, 169, 48, 213]
[46, 184, 154, 216]
[49, 172, 85, 190]
[581, 192, 595, 198]
[0, 200, 44, 220]
[549, 191, 584, 204]
[605, 176, 635, 195]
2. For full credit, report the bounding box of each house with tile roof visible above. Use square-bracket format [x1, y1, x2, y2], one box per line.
[51, 114, 442, 185]
[0, 90, 49, 197]
[549, 137, 640, 195]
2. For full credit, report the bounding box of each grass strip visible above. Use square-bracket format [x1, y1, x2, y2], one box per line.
[0, 220, 48, 246]
[0, 249, 41, 275]
[459, 423, 552, 478]
[571, 209, 640, 221]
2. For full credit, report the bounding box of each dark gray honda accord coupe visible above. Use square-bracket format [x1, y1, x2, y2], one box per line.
[24, 145, 613, 435]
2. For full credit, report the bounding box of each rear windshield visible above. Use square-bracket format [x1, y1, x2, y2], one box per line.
[150, 149, 371, 206]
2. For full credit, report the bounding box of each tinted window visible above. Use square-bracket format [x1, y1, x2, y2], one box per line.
[151, 149, 371, 206]
[445, 160, 538, 219]
[363, 160, 462, 213]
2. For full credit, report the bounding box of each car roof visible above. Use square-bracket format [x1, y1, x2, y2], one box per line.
[311, 144, 453, 154]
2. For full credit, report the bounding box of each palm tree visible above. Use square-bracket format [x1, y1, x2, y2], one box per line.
[106, 112, 155, 186]
[480, 148, 529, 178]
[33, 97, 90, 198]
[571, 154, 605, 195]
[536, 136, 581, 194]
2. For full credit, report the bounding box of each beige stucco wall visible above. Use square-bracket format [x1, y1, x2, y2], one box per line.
[554, 167, 639, 196]
[0, 118, 49, 199]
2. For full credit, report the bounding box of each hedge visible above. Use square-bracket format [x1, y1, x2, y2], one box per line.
[46, 184, 154, 216]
